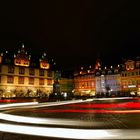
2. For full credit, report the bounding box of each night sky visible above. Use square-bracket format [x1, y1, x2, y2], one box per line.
[0, 1, 140, 70]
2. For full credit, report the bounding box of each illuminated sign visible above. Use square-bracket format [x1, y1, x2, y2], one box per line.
[128, 85, 136, 88]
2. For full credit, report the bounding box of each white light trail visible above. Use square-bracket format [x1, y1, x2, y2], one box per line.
[0, 100, 85, 110]
[1, 123, 139, 139]
[27, 97, 131, 109]
[35, 97, 138, 108]
[0, 97, 139, 139]
[95, 97, 134, 101]
[0, 102, 38, 108]
[0, 113, 101, 127]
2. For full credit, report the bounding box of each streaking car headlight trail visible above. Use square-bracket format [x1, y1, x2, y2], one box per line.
[0, 113, 101, 127]
[0, 99, 90, 110]
[0, 123, 140, 139]
[0, 97, 139, 139]
[0, 102, 38, 109]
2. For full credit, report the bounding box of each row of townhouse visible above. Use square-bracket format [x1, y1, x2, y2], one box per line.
[73, 57, 140, 97]
[1, 44, 140, 98]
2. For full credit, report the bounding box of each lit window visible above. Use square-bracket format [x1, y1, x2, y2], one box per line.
[39, 69, 44, 76]
[114, 69, 118, 73]
[47, 79, 52, 85]
[47, 70, 52, 77]
[29, 68, 35, 75]
[128, 73, 130, 76]
[7, 76, 14, 84]
[24, 60, 28, 65]
[132, 81, 136, 85]
[128, 80, 132, 85]
[96, 72, 100, 75]
[29, 77, 34, 85]
[102, 71, 105, 74]
[19, 67, 25, 74]
[15, 59, 21, 64]
[18, 76, 24, 84]
[39, 78, 44, 85]
[8, 66, 14, 73]
[127, 65, 129, 69]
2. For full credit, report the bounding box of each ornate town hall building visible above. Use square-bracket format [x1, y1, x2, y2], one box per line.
[0, 44, 54, 98]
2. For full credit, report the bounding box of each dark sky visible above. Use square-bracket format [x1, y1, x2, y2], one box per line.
[0, 1, 140, 69]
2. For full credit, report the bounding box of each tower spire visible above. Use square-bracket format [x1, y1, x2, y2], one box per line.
[95, 55, 101, 70]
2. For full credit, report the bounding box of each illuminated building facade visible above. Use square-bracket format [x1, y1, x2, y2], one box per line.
[53, 70, 74, 93]
[59, 70, 74, 94]
[73, 57, 122, 97]
[95, 65, 121, 96]
[121, 58, 140, 96]
[0, 44, 54, 98]
[73, 57, 140, 97]
[59, 78, 74, 93]
[74, 66, 96, 96]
